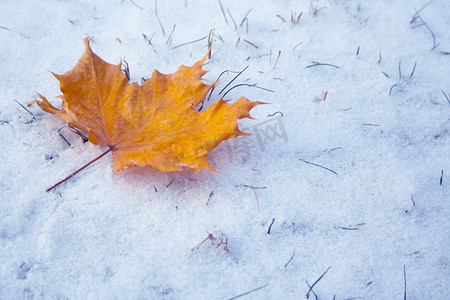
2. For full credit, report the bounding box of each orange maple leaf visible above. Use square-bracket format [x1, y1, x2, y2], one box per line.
[30, 38, 262, 186]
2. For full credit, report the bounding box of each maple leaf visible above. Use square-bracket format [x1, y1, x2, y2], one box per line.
[29, 38, 263, 189]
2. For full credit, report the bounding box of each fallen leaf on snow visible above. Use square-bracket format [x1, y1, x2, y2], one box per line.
[29, 38, 263, 176]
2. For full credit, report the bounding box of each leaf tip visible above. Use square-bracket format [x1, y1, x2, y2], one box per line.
[50, 71, 61, 80]
[236, 130, 252, 136]
[27, 99, 38, 108]
[199, 51, 209, 66]
[83, 36, 91, 48]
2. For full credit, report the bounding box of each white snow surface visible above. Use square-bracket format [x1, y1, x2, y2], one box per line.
[1, 0, 449, 299]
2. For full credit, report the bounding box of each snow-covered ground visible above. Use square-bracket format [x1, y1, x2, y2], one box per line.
[1, 0, 449, 298]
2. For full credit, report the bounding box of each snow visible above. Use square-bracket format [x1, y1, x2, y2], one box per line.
[1, 0, 449, 298]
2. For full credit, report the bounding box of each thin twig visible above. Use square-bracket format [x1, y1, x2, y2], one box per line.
[243, 39, 258, 48]
[410, 1, 433, 23]
[389, 84, 397, 96]
[240, 9, 252, 27]
[142, 32, 156, 47]
[192, 232, 228, 252]
[46, 148, 113, 192]
[237, 184, 266, 213]
[306, 267, 331, 299]
[238, 185, 266, 189]
[338, 223, 365, 230]
[218, 0, 228, 24]
[442, 91, 450, 105]
[267, 111, 283, 118]
[267, 218, 275, 234]
[284, 251, 295, 268]
[293, 41, 303, 50]
[214, 33, 224, 43]
[219, 65, 249, 95]
[172, 36, 207, 49]
[210, 44, 224, 60]
[253, 189, 260, 212]
[340, 227, 359, 230]
[166, 178, 175, 188]
[291, 11, 303, 25]
[206, 69, 240, 102]
[154, 0, 165, 36]
[227, 8, 237, 30]
[128, 0, 143, 9]
[68, 125, 89, 142]
[222, 83, 274, 98]
[207, 28, 215, 58]
[276, 15, 286, 22]
[300, 159, 338, 175]
[235, 35, 241, 47]
[306, 61, 340, 69]
[411, 9, 438, 50]
[166, 24, 176, 45]
[122, 60, 130, 81]
[56, 126, 72, 146]
[227, 284, 269, 300]
[306, 282, 319, 300]
[409, 61, 417, 78]
[14, 100, 34, 116]
[403, 265, 407, 300]
[310, 3, 327, 16]
[206, 191, 214, 205]
[273, 50, 281, 69]
[58, 133, 71, 147]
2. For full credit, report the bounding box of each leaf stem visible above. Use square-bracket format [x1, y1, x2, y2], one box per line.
[46, 147, 113, 192]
